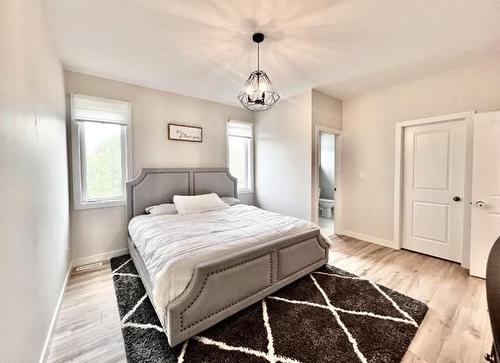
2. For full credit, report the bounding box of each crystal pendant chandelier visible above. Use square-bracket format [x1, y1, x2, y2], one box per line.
[238, 33, 280, 112]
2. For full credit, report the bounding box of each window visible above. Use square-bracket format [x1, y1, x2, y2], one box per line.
[227, 120, 254, 193]
[71, 94, 131, 209]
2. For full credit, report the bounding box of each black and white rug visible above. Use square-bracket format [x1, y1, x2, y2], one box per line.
[111, 255, 427, 363]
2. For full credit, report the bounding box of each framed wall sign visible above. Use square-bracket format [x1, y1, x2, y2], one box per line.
[168, 123, 203, 142]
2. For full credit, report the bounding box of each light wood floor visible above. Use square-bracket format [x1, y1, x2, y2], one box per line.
[47, 236, 492, 363]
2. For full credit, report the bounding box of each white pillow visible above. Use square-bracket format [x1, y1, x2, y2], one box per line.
[221, 197, 242, 206]
[173, 193, 228, 215]
[145, 203, 178, 215]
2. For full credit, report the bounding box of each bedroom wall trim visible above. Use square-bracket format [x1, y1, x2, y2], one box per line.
[341, 230, 395, 249]
[39, 261, 73, 363]
[72, 248, 129, 268]
[393, 111, 474, 267]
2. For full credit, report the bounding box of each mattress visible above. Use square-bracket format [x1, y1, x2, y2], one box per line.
[128, 204, 331, 310]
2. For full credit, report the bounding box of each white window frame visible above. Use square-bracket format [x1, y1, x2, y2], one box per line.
[226, 120, 254, 194]
[70, 93, 133, 210]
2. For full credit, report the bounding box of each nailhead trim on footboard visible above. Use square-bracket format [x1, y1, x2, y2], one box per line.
[179, 253, 272, 331]
[277, 237, 327, 280]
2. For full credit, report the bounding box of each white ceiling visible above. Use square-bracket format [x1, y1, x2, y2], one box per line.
[45, 0, 500, 106]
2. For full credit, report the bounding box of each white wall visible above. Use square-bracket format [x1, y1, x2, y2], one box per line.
[311, 90, 343, 223]
[0, 1, 70, 362]
[312, 89, 342, 130]
[341, 60, 500, 245]
[255, 91, 313, 220]
[64, 71, 253, 262]
[255, 89, 342, 221]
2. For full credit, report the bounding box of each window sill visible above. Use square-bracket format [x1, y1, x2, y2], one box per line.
[237, 190, 254, 195]
[73, 200, 125, 211]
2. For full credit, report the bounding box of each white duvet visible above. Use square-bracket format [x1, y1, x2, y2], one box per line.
[128, 204, 331, 311]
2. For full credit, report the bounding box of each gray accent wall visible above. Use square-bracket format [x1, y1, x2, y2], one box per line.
[0, 1, 70, 362]
[319, 133, 335, 200]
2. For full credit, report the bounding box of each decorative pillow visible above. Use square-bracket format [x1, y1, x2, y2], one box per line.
[173, 193, 228, 215]
[145, 203, 178, 215]
[221, 197, 242, 206]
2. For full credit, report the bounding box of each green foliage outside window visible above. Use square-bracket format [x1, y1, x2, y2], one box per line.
[83, 122, 124, 201]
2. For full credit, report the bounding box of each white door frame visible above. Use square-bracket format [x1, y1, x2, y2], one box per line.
[393, 111, 474, 267]
[313, 126, 343, 233]
[469, 111, 500, 277]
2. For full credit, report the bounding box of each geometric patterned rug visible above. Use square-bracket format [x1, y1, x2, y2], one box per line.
[110, 255, 428, 363]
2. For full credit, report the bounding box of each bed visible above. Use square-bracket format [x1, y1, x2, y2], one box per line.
[126, 167, 330, 347]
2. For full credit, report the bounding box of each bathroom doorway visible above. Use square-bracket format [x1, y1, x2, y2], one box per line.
[317, 130, 338, 236]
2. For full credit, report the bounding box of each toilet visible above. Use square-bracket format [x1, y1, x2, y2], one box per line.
[319, 198, 335, 218]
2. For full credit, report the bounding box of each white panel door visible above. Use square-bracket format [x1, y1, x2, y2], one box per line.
[470, 112, 500, 278]
[402, 120, 466, 262]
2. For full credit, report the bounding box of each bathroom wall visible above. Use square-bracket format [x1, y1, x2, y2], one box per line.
[319, 132, 335, 200]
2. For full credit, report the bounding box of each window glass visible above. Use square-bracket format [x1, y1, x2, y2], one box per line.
[71, 94, 130, 209]
[227, 121, 253, 193]
[228, 136, 251, 191]
[81, 122, 124, 202]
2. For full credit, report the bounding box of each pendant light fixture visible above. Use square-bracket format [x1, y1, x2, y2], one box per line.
[238, 33, 280, 112]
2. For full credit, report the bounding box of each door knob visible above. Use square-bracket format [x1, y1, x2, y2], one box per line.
[452, 196, 461, 202]
[471, 200, 486, 208]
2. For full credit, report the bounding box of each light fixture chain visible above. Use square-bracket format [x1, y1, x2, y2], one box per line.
[257, 42, 260, 71]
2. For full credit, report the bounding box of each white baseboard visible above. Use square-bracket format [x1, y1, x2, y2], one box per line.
[72, 248, 128, 268]
[39, 247, 129, 362]
[340, 230, 397, 249]
[39, 260, 73, 363]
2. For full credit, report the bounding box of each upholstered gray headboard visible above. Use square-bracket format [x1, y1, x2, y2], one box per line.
[126, 168, 237, 222]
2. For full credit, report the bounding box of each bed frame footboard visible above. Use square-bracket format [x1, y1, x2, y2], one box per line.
[166, 228, 328, 346]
